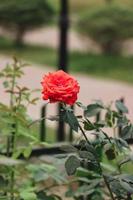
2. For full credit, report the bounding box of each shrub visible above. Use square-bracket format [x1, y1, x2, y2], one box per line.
[78, 5, 133, 54]
[0, 0, 55, 46]
[0, 59, 66, 200]
[42, 70, 133, 200]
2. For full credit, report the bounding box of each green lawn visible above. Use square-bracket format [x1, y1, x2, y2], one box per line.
[0, 36, 133, 84]
[70, 0, 133, 10]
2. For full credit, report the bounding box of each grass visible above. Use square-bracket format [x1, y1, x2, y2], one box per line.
[0, 36, 133, 84]
[69, 52, 133, 84]
[73, 0, 133, 14]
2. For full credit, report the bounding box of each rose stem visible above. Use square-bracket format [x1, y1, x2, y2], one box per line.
[78, 123, 115, 200]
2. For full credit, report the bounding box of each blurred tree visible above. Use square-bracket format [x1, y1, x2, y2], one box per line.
[79, 5, 133, 55]
[105, 0, 113, 3]
[0, 0, 55, 46]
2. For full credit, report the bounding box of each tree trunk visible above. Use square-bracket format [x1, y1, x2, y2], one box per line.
[102, 40, 122, 55]
[14, 26, 26, 47]
[105, 0, 113, 3]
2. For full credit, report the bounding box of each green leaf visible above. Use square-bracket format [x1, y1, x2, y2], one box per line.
[62, 110, 79, 132]
[34, 170, 49, 182]
[20, 191, 37, 200]
[84, 104, 103, 117]
[60, 145, 78, 153]
[23, 146, 32, 158]
[110, 179, 127, 199]
[117, 116, 129, 127]
[12, 149, 23, 159]
[79, 150, 96, 161]
[18, 127, 38, 141]
[114, 138, 129, 151]
[119, 153, 133, 168]
[100, 162, 116, 172]
[65, 155, 80, 175]
[76, 167, 91, 177]
[84, 120, 95, 130]
[115, 100, 128, 113]
[121, 124, 133, 140]
[37, 191, 60, 200]
[76, 102, 87, 110]
[119, 174, 133, 194]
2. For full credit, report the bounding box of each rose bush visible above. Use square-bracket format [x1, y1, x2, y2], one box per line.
[41, 70, 80, 105]
[42, 71, 133, 200]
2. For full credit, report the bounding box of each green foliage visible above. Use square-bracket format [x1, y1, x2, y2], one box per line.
[84, 103, 103, 118]
[61, 106, 79, 132]
[65, 155, 80, 175]
[1, 58, 133, 200]
[58, 100, 133, 200]
[0, 58, 40, 158]
[0, 0, 55, 46]
[79, 4, 133, 54]
[115, 100, 129, 113]
[0, 59, 65, 200]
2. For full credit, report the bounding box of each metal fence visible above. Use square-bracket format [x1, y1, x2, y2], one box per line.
[38, 98, 133, 157]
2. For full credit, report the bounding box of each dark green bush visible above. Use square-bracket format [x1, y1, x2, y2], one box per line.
[79, 5, 133, 54]
[0, 0, 55, 46]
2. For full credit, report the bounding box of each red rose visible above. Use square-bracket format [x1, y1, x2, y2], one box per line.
[41, 70, 80, 105]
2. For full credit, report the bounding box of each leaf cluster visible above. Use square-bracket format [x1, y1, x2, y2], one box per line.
[55, 100, 133, 200]
[0, 59, 66, 200]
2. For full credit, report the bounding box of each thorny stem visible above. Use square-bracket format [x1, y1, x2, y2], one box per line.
[78, 124, 91, 145]
[79, 124, 115, 200]
[113, 126, 121, 174]
[28, 117, 46, 127]
[6, 62, 16, 156]
[6, 62, 17, 200]
[102, 175, 115, 200]
[10, 64, 16, 109]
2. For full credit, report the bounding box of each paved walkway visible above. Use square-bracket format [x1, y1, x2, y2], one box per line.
[0, 56, 133, 125]
[24, 27, 100, 53]
[21, 27, 133, 55]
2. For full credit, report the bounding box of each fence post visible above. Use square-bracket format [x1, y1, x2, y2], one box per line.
[57, 0, 69, 141]
[40, 105, 46, 142]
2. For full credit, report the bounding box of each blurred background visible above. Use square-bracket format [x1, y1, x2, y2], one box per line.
[0, 0, 133, 80]
[0, 0, 133, 141]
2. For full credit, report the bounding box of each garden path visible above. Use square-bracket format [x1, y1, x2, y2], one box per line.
[0, 56, 133, 127]
[24, 27, 133, 55]
[24, 27, 100, 53]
